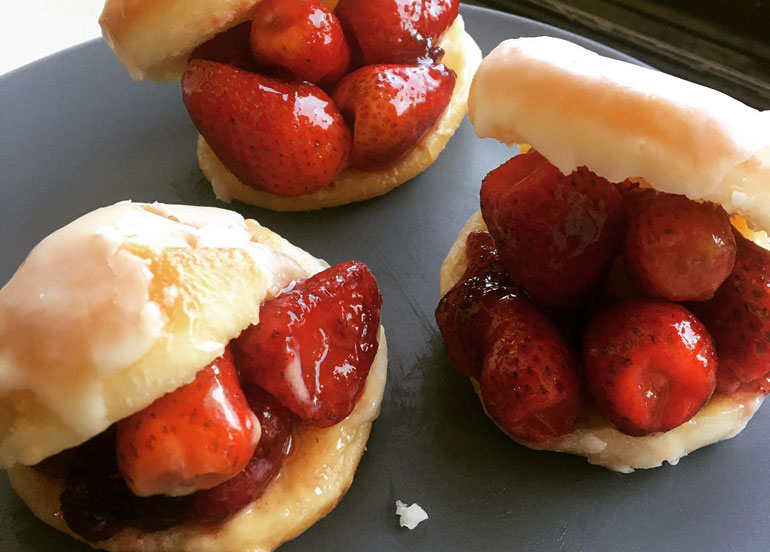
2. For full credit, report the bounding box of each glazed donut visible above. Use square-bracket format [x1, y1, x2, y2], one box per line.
[99, 1, 482, 211]
[440, 36, 770, 472]
[0, 202, 387, 550]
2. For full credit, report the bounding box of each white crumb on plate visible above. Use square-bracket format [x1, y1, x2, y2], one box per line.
[395, 500, 428, 529]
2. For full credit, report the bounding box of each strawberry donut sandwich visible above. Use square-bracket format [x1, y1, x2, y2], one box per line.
[0, 202, 387, 550]
[436, 37, 770, 472]
[99, 0, 482, 211]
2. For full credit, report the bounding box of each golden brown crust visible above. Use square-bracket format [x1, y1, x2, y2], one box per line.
[198, 15, 482, 211]
[441, 212, 765, 472]
[8, 329, 387, 551]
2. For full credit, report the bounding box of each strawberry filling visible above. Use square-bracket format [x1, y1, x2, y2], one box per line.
[35, 261, 382, 542]
[437, 149, 770, 444]
[182, 0, 460, 197]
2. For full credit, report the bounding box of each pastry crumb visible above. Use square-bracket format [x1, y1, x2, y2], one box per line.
[395, 500, 428, 529]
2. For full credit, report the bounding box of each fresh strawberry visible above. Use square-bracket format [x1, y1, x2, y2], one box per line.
[480, 150, 625, 311]
[189, 22, 259, 72]
[182, 60, 351, 196]
[583, 300, 717, 436]
[332, 63, 455, 170]
[335, 0, 459, 64]
[234, 261, 382, 427]
[188, 385, 295, 523]
[625, 191, 736, 301]
[479, 298, 583, 444]
[436, 231, 519, 379]
[250, 0, 350, 85]
[116, 348, 260, 497]
[691, 231, 770, 394]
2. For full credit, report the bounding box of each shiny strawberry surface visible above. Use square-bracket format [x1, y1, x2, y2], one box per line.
[480, 298, 583, 444]
[625, 190, 736, 302]
[335, 0, 459, 64]
[332, 63, 455, 170]
[182, 60, 351, 196]
[116, 348, 260, 497]
[188, 385, 295, 523]
[250, 0, 350, 85]
[480, 150, 625, 312]
[692, 230, 770, 394]
[235, 261, 382, 427]
[436, 231, 519, 379]
[583, 299, 717, 436]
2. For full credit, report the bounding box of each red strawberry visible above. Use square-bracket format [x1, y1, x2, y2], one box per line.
[691, 231, 770, 394]
[480, 150, 625, 311]
[335, 0, 459, 64]
[625, 191, 736, 301]
[583, 300, 717, 436]
[462, 229, 504, 280]
[116, 348, 260, 497]
[479, 298, 583, 444]
[182, 60, 351, 196]
[332, 63, 455, 170]
[188, 385, 295, 523]
[234, 261, 382, 427]
[189, 22, 259, 72]
[436, 231, 519, 379]
[250, 0, 351, 85]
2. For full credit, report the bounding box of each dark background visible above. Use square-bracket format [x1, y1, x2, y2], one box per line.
[471, 0, 770, 109]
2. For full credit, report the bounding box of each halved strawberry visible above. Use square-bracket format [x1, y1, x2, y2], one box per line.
[480, 150, 625, 311]
[479, 297, 583, 444]
[583, 300, 717, 436]
[335, 0, 459, 64]
[332, 63, 455, 170]
[234, 261, 382, 427]
[116, 348, 260, 497]
[692, 231, 770, 394]
[250, 0, 350, 85]
[625, 191, 736, 302]
[182, 60, 351, 196]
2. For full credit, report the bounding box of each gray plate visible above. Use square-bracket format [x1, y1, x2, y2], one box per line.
[1, 6, 767, 552]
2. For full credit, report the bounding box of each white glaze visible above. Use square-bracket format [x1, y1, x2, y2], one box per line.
[0, 202, 302, 438]
[470, 37, 770, 231]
